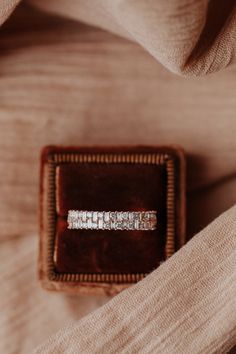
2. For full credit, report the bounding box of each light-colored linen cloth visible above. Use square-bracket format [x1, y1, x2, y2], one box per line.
[27, 0, 236, 76]
[0, 2, 236, 353]
[2, 0, 236, 76]
[33, 205, 236, 354]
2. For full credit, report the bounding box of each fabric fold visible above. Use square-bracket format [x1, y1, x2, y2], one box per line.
[0, 0, 20, 25]
[32, 205, 236, 354]
[27, 0, 236, 76]
[1, 1, 236, 76]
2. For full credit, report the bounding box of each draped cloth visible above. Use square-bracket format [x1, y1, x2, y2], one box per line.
[0, 1, 236, 353]
[33, 206, 236, 354]
[2, 0, 236, 76]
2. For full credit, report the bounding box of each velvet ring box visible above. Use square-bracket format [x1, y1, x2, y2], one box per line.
[39, 146, 186, 295]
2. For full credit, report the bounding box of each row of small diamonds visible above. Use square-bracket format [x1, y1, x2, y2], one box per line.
[67, 211, 157, 230]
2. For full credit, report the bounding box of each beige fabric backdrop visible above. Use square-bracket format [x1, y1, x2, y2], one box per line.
[0, 1, 235, 353]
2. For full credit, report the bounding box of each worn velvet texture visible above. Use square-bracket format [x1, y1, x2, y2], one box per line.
[41, 146, 184, 278]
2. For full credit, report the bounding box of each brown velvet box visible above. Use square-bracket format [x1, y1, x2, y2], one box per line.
[39, 146, 186, 295]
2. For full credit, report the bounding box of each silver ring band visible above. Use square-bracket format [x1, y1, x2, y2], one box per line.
[67, 210, 157, 231]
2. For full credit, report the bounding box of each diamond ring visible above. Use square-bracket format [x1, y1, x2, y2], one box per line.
[67, 210, 157, 231]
